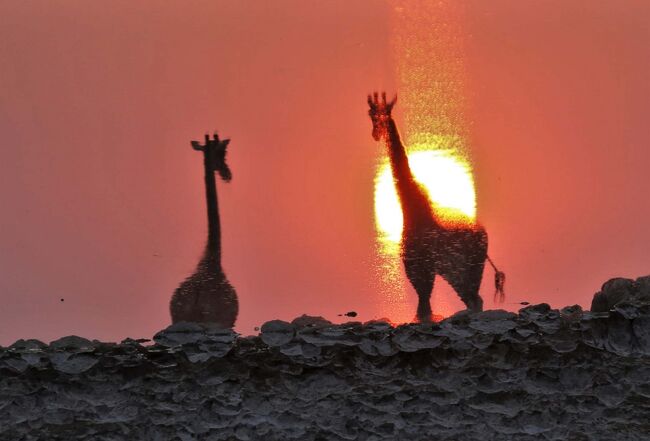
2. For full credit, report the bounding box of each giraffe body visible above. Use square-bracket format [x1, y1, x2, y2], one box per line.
[369, 93, 486, 321]
[170, 133, 238, 328]
[170, 253, 238, 326]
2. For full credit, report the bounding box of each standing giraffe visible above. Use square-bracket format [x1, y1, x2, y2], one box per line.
[170, 133, 238, 327]
[368, 92, 504, 321]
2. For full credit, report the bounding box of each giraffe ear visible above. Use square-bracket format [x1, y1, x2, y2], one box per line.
[220, 139, 230, 150]
[191, 140, 204, 151]
[218, 163, 232, 182]
[387, 95, 397, 112]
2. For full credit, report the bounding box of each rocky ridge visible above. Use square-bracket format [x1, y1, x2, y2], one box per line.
[1, 275, 650, 440]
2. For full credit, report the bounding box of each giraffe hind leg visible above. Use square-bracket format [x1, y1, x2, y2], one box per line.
[446, 263, 485, 313]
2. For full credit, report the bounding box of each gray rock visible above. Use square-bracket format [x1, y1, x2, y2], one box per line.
[291, 315, 332, 329]
[593, 384, 628, 407]
[153, 322, 235, 348]
[362, 319, 393, 332]
[469, 310, 517, 333]
[260, 320, 295, 347]
[518, 303, 552, 320]
[546, 333, 579, 353]
[606, 313, 635, 355]
[49, 336, 95, 352]
[591, 277, 638, 312]
[3, 277, 650, 441]
[560, 304, 583, 317]
[613, 302, 641, 319]
[358, 337, 398, 356]
[392, 326, 444, 352]
[4, 357, 29, 372]
[632, 316, 650, 354]
[50, 353, 98, 374]
[8, 339, 47, 351]
[636, 275, 650, 297]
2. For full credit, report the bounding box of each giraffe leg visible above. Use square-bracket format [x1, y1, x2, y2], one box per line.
[447, 262, 485, 313]
[462, 277, 484, 312]
[439, 228, 488, 313]
[404, 259, 435, 322]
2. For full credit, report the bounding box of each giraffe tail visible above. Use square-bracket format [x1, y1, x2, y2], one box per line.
[486, 255, 506, 304]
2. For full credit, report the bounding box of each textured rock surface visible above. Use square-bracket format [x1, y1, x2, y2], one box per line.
[2, 276, 650, 440]
[591, 275, 650, 312]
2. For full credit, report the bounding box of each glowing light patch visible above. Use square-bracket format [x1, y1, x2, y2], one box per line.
[374, 148, 476, 245]
[372, 1, 477, 322]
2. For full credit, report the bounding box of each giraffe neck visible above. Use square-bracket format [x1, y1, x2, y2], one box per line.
[386, 119, 411, 182]
[385, 118, 440, 230]
[203, 149, 222, 270]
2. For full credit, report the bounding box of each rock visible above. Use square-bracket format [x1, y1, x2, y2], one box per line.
[518, 304, 562, 334]
[613, 302, 641, 319]
[635, 275, 650, 300]
[298, 323, 363, 347]
[358, 337, 398, 356]
[606, 312, 634, 355]
[518, 303, 551, 321]
[546, 333, 579, 353]
[362, 319, 393, 330]
[392, 325, 444, 352]
[4, 357, 29, 372]
[154, 322, 209, 345]
[291, 315, 332, 329]
[260, 320, 295, 347]
[469, 310, 517, 333]
[49, 336, 95, 352]
[593, 384, 628, 407]
[9, 339, 47, 351]
[121, 338, 150, 345]
[633, 315, 650, 354]
[445, 309, 473, 325]
[153, 323, 236, 362]
[50, 353, 98, 374]
[279, 342, 321, 358]
[3, 274, 650, 440]
[560, 304, 583, 317]
[591, 277, 638, 312]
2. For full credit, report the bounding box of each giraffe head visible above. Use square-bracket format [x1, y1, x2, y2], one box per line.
[367, 92, 397, 142]
[191, 133, 232, 182]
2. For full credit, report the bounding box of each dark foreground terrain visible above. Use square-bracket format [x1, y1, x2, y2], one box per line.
[2, 276, 650, 441]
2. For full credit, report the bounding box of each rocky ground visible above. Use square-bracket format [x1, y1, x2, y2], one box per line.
[2, 275, 650, 440]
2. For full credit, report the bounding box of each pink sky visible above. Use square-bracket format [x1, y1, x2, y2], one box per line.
[1, 1, 648, 344]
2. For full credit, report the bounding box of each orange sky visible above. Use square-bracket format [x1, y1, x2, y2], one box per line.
[1, 0, 649, 344]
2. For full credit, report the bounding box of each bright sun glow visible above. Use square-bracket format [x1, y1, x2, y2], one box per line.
[374, 148, 476, 244]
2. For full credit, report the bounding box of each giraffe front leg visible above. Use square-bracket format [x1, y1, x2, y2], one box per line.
[404, 258, 436, 323]
[416, 293, 433, 321]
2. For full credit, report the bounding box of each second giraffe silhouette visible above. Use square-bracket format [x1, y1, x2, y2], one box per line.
[170, 133, 238, 327]
[368, 92, 504, 321]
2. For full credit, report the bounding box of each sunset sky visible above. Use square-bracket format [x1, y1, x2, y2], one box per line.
[1, 0, 649, 344]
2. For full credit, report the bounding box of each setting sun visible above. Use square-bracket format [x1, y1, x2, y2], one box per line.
[374, 147, 476, 244]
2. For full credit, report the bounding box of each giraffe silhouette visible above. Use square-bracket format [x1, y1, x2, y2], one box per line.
[368, 92, 504, 321]
[170, 133, 238, 327]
